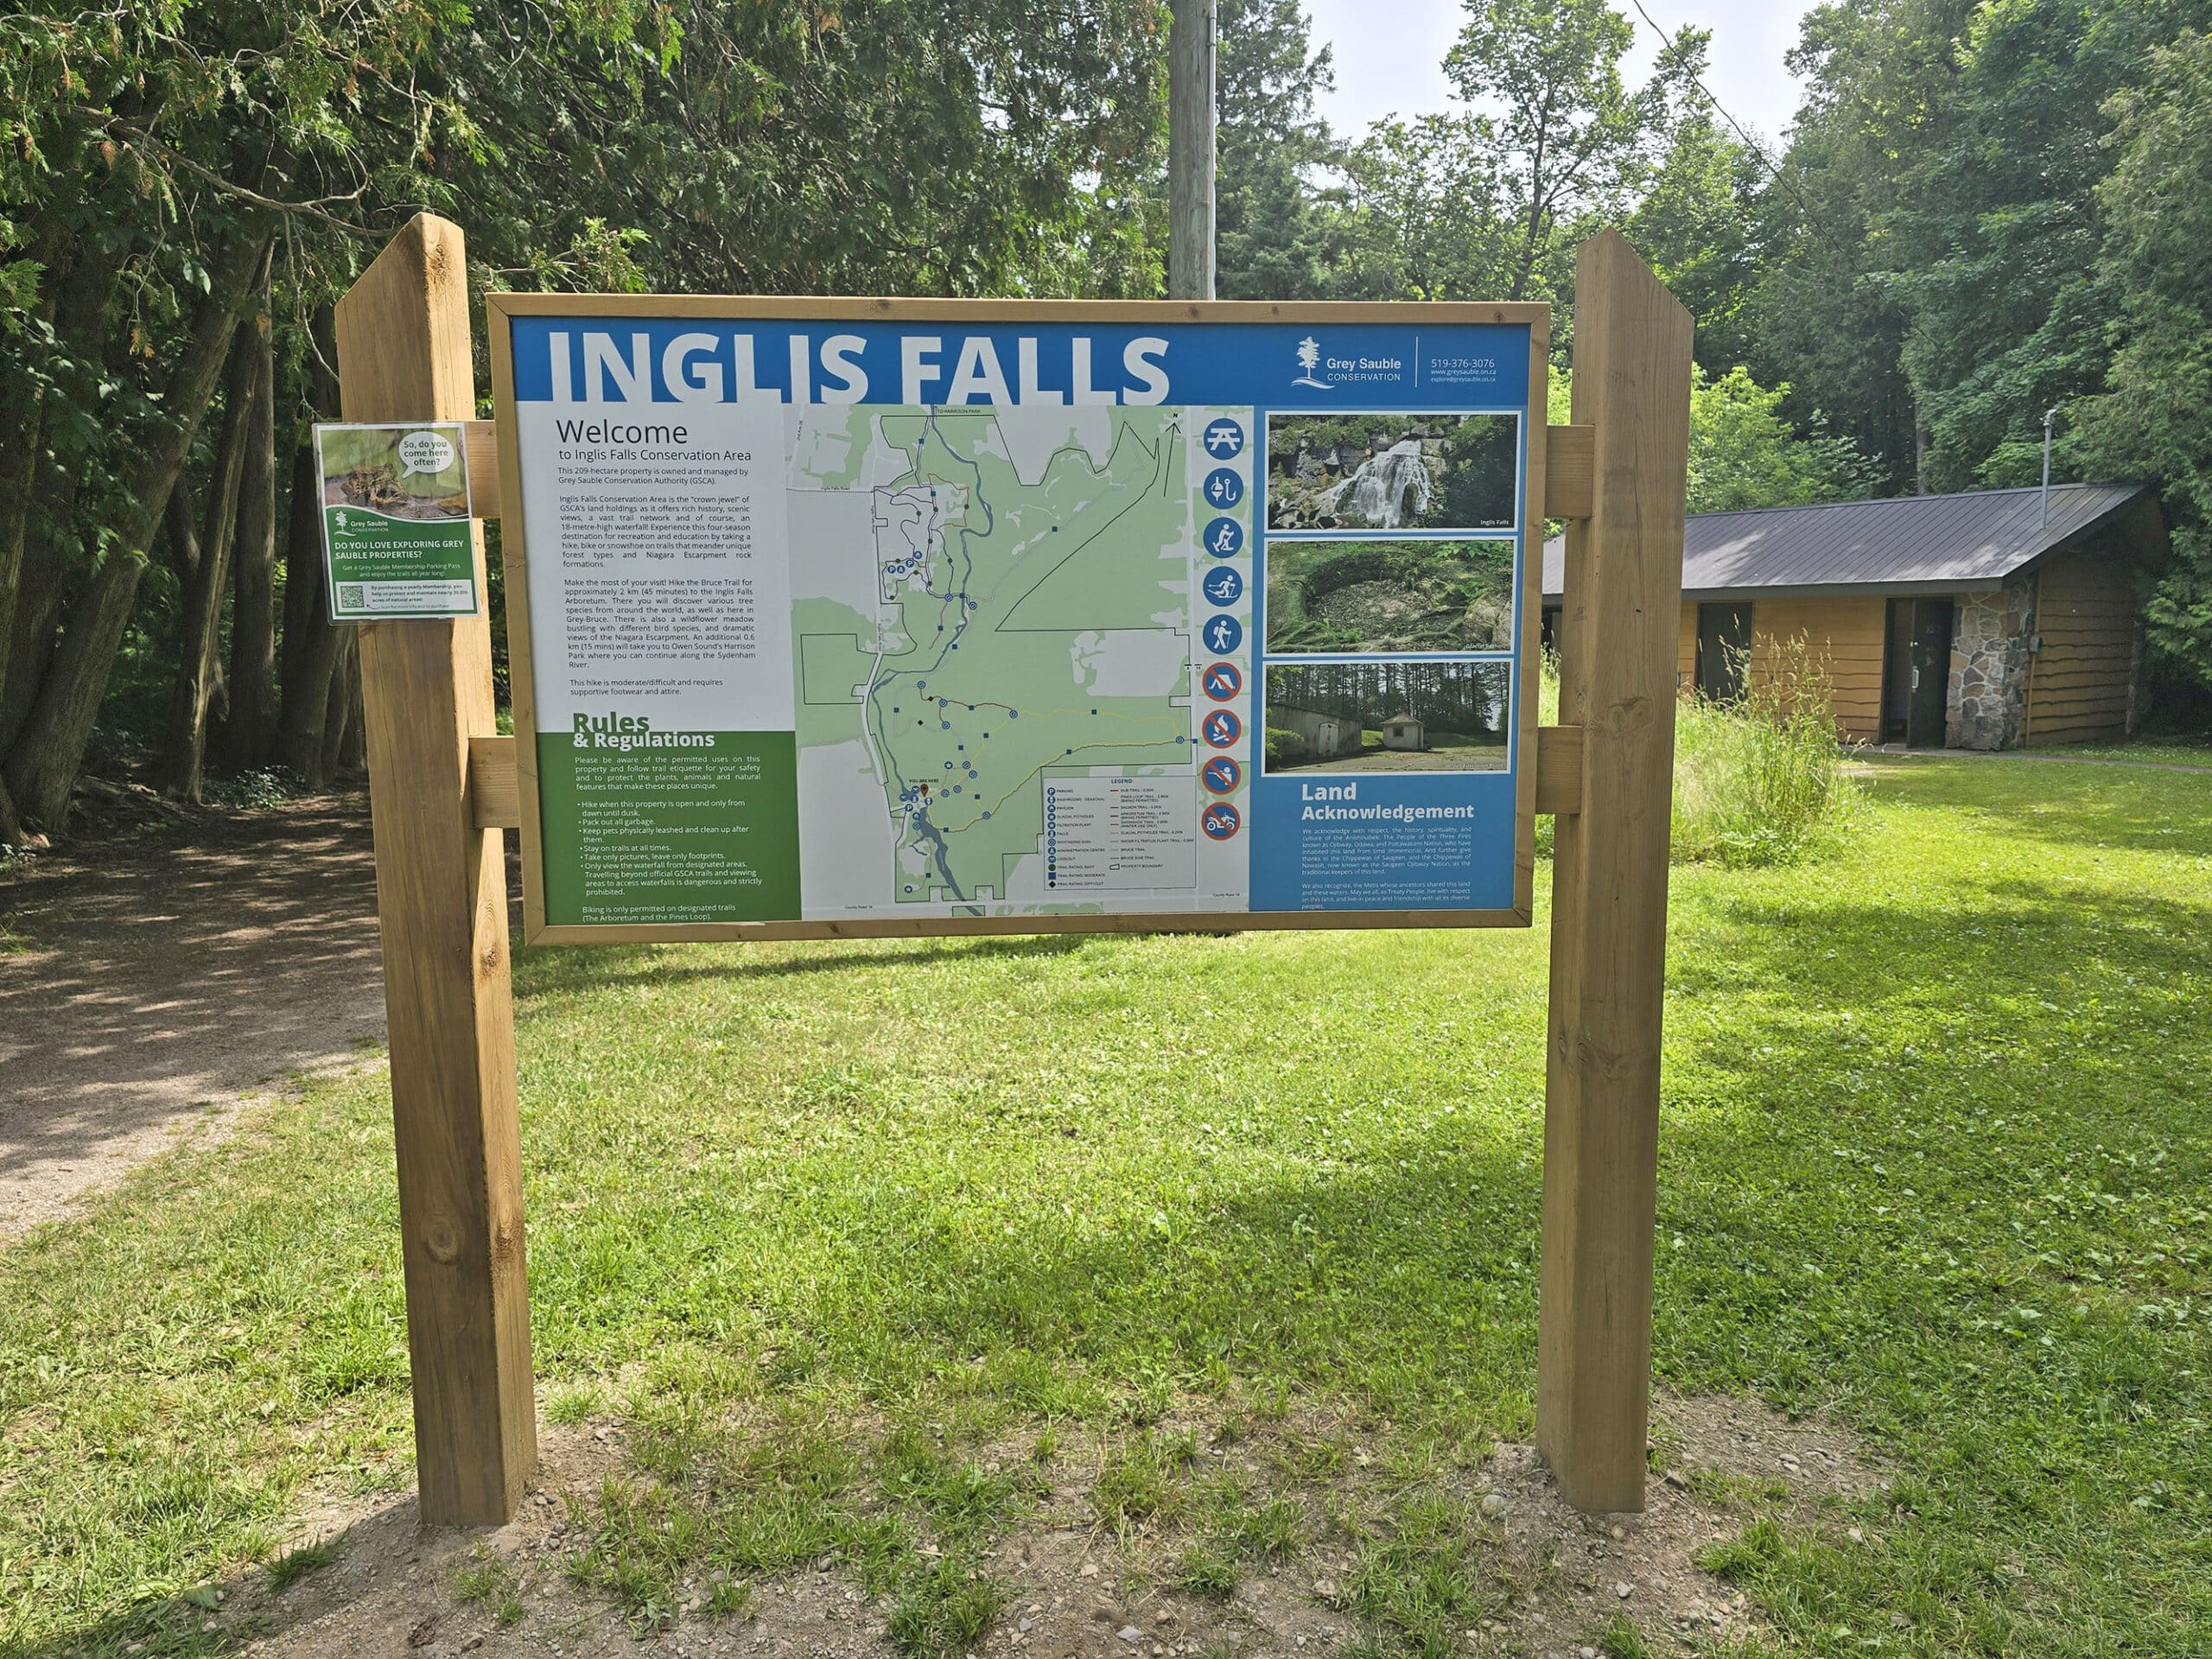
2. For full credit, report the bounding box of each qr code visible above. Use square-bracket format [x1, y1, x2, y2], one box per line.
[337, 583, 365, 611]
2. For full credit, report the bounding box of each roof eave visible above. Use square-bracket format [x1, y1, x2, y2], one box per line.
[1540, 576, 2011, 603]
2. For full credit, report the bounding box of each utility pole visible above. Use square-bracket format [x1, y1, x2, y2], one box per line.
[2040, 406, 2059, 527]
[1168, 0, 1217, 302]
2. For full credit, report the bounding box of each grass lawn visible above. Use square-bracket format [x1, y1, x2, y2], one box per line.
[3, 757, 2209, 1656]
[2032, 738, 2212, 770]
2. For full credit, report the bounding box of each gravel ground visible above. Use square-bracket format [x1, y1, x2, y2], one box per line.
[0, 793, 386, 1239]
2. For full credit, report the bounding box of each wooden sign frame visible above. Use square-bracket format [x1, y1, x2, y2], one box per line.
[485, 293, 1554, 945]
[337, 215, 1685, 1528]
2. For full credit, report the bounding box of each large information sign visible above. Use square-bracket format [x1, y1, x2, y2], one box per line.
[489, 299, 1547, 942]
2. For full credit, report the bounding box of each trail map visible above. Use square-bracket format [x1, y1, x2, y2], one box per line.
[789, 404, 1239, 913]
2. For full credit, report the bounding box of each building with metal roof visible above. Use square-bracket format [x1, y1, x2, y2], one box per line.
[1541, 482, 2166, 748]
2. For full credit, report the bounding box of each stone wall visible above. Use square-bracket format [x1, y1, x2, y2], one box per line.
[1946, 575, 2036, 749]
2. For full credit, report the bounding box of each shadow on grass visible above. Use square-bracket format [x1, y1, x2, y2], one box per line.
[517, 931, 1101, 994]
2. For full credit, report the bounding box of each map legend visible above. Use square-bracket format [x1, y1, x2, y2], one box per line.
[1041, 779, 1196, 891]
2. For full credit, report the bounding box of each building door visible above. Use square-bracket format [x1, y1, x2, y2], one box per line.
[1908, 600, 1954, 747]
[1695, 602, 1753, 701]
[1883, 599, 1955, 747]
[1882, 601, 1912, 741]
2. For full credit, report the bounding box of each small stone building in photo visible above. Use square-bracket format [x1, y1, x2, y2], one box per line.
[1380, 713, 1427, 750]
[1541, 482, 2166, 748]
[1269, 705, 1363, 760]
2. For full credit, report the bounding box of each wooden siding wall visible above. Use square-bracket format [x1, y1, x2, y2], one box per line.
[1677, 596, 1887, 742]
[2026, 549, 2136, 744]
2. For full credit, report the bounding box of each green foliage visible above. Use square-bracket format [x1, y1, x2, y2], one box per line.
[1328, 0, 1702, 306]
[2075, 30, 2212, 706]
[1090, 1428, 1199, 1532]
[1624, 102, 1765, 373]
[1340, 1490, 1497, 1656]
[0, 0, 1173, 835]
[1751, 0, 2212, 512]
[263, 1536, 338, 1591]
[1536, 643, 1866, 868]
[1175, 1540, 1239, 1596]
[1745, 0, 1978, 486]
[887, 1554, 1006, 1659]
[1217, 0, 1342, 301]
[1686, 366, 1876, 514]
[1594, 1612, 1655, 1658]
[452, 1548, 527, 1625]
[1442, 0, 1706, 301]
[1554, 364, 1876, 515]
[1334, 115, 1522, 302]
[1266, 540, 1513, 654]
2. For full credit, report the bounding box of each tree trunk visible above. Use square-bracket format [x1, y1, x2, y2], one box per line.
[280, 306, 343, 779]
[0, 175, 137, 788]
[222, 288, 279, 772]
[278, 433, 340, 779]
[340, 669, 365, 774]
[165, 478, 202, 588]
[157, 313, 260, 800]
[0, 378, 44, 854]
[0, 275, 57, 720]
[3, 225, 272, 832]
[319, 630, 359, 785]
[0, 531, 67, 760]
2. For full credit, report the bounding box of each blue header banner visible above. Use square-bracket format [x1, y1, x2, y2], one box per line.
[507, 317, 1530, 413]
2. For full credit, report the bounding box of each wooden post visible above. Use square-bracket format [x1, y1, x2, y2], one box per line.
[335, 213, 537, 1526]
[1166, 0, 1217, 301]
[1537, 230, 1692, 1513]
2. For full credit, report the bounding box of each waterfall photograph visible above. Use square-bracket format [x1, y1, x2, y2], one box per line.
[1264, 411, 1519, 531]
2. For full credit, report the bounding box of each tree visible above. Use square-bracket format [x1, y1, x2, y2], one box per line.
[2074, 30, 2212, 707]
[1553, 362, 1874, 514]
[1685, 366, 1875, 514]
[1624, 101, 1765, 374]
[1888, 0, 2212, 491]
[1442, 0, 1704, 300]
[1217, 0, 1340, 299]
[0, 0, 1173, 840]
[1751, 0, 2212, 496]
[1745, 0, 1977, 490]
[1333, 116, 1522, 301]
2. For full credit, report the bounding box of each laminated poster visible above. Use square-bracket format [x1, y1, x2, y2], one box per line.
[314, 422, 478, 621]
[498, 312, 1535, 930]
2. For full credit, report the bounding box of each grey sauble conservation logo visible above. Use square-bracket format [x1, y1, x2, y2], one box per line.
[1293, 336, 1330, 391]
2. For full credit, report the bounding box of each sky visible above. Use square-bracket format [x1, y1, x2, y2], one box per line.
[1301, 0, 1821, 156]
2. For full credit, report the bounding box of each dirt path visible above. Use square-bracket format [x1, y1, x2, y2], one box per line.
[0, 796, 386, 1239]
[193, 1394, 1879, 1659]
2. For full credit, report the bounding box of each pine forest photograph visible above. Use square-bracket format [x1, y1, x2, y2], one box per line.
[1262, 658, 1510, 772]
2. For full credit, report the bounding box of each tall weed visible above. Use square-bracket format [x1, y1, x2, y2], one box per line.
[1673, 635, 1865, 866]
[1535, 636, 1864, 867]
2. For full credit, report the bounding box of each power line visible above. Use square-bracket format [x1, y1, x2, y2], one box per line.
[1623, 0, 1811, 217]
